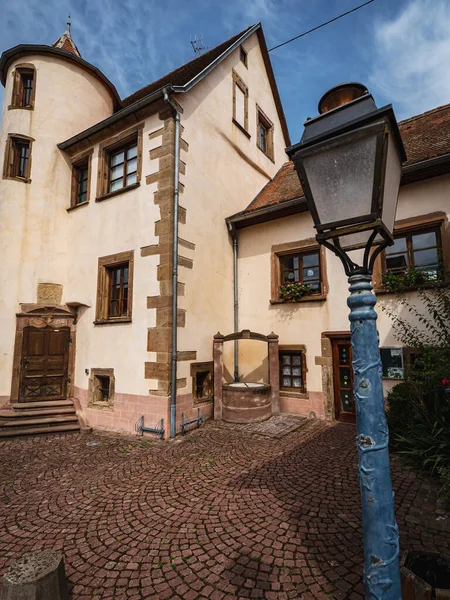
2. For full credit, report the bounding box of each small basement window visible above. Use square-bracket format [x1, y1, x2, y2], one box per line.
[191, 362, 214, 404]
[380, 348, 404, 379]
[88, 368, 115, 410]
[95, 375, 110, 403]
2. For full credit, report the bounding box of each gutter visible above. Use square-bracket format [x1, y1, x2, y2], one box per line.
[402, 153, 450, 176]
[226, 196, 308, 229]
[227, 223, 239, 382]
[163, 88, 181, 439]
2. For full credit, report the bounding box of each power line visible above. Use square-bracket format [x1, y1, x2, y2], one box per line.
[268, 0, 375, 52]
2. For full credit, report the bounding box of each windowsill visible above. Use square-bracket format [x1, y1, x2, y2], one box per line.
[232, 119, 251, 139]
[93, 317, 132, 325]
[96, 182, 140, 203]
[194, 397, 213, 406]
[67, 201, 89, 212]
[257, 144, 275, 163]
[88, 401, 114, 411]
[280, 390, 309, 399]
[270, 293, 327, 304]
[8, 105, 34, 111]
[375, 279, 448, 295]
[3, 175, 31, 184]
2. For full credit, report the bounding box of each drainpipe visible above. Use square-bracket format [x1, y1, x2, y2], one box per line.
[163, 88, 181, 438]
[228, 223, 239, 382]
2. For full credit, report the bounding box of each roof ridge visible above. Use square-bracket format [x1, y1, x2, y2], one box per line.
[122, 24, 256, 106]
[399, 102, 450, 126]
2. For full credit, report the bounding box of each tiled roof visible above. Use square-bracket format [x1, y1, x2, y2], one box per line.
[52, 27, 81, 57]
[122, 26, 254, 107]
[238, 103, 450, 216]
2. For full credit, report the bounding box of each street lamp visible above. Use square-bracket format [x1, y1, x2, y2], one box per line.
[287, 83, 406, 599]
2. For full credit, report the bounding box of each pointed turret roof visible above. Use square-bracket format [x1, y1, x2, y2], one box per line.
[52, 16, 81, 57]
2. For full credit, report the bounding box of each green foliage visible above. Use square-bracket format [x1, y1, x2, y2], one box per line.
[279, 281, 314, 302]
[381, 268, 440, 294]
[382, 286, 450, 505]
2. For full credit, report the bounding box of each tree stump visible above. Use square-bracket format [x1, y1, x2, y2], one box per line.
[1, 550, 68, 600]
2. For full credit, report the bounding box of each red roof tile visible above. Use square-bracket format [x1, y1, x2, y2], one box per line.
[122, 26, 254, 107]
[238, 103, 450, 216]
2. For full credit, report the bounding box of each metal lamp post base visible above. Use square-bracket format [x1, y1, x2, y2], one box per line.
[347, 273, 402, 599]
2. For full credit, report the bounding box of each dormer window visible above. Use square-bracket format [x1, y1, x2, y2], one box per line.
[11, 66, 35, 109]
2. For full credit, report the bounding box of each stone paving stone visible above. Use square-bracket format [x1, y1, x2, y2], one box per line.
[0, 421, 449, 599]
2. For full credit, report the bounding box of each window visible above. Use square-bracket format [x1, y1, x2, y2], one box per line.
[95, 251, 134, 324]
[69, 150, 93, 209]
[240, 46, 247, 66]
[109, 140, 138, 193]
[107, 264, 129, 318]
[88, 368, 115, 409]
[11, 66, 35, 109]
[271, 242, 327, 303]
[96, 125, 143, 201]
[280, 350, 306, 393]
[3, 135, 33, 182]
[380, 348, 404, 379]
[385, 227, 442, 277]
[191, 362, 214, 404]
[256, 107, 274, 160]
[232, 70, 249, 134]
[280, 250, 321, 293]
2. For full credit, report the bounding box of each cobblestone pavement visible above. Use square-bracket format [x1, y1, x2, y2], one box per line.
[0, 420, 449, 599]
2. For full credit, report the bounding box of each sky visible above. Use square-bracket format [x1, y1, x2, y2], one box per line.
[1, 0, 449, 143]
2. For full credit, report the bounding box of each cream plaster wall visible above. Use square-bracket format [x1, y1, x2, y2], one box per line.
[237, 175, 450, 417]
[175, 33, 288, 400]
[65, 115, 162, 397]
[0, 54, 114, 397]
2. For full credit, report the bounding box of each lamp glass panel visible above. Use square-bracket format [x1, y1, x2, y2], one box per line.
[302, 132, 378, 226]
[380, 131, 402, 236]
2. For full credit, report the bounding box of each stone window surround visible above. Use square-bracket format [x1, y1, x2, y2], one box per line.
[270, 238, 328, 304]
[94, 250, 134, 325]
[8, 63, 36, 111]
[256, 104, 274, 162]
[279, 344, 308, 398]
[88, 368, 115, 411]
[232, 70, 249, 137]
[67, 148, 94, 211]
[2, 133, 34, 184]
[191, 362, 214, 405]
[372, 212, 449, 293]
[96, 123, 144, 203]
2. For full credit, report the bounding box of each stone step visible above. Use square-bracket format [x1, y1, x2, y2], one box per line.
[0, 415, 79, 428]
[11, 400, 74, 410]
[0, 407, 76, 418]
[0, 424, 80, 438]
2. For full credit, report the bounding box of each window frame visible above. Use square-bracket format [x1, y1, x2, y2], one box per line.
[191, 362, 214, 405]
[380, 347, 405, 380]
[2, 133, 34, 183]
[95, 250, 134, 324]
[240, 46, 248, 67]
[271, 240, 328, 303]
[107, 263, 130, 319]
[232, 70, 249, 136]
[69, 149, 93, 210]
[88, 368, 115, 410]
[256, 105, 274, 161]
[373, 213, 449, 292]
[279, 346, 307, 394]
[383, 226, 442, 274]
[96, 124, 143, 202]
[9, 64, 36, 110]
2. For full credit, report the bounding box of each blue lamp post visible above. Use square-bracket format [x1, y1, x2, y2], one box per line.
[287, 83, 406, 599]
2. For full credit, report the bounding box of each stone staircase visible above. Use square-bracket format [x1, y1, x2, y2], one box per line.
[0, 400, 82, 438]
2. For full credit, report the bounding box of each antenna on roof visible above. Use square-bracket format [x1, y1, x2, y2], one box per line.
[190, 34, 208, 56]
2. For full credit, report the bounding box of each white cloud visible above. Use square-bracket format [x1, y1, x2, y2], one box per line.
[369, 0, 450, 119]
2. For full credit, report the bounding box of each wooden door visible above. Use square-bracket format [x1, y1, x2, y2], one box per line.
[332, 338, 356, 423]
[19, 327, 70, 402]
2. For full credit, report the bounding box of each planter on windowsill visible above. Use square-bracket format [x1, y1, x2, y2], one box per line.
[380, 268, 446, 294]
[278, 282, 316, 303]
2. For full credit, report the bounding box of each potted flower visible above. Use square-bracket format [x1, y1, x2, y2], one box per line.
[442, 378, 450, 395]
[382, 268, 439, 293]
[279, 281, 314, 302]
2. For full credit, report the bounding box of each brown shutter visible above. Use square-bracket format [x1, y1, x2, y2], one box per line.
[8, 138, 16, 177]
[11, 70, 21, 107]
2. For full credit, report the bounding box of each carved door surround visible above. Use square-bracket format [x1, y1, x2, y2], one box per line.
[10, 305, 76, 403]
